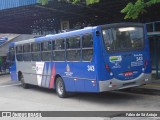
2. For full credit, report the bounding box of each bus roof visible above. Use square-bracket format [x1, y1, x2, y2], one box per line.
[13, 22, 144, 46]
[35, 26, 95, 42]
[14, 26, 96, 46]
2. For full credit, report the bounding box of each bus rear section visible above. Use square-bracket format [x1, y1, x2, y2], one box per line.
[97, 23, 152, 92]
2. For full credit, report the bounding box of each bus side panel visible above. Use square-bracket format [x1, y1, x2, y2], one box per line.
[50, 62, 75, 91]
[63, 77, 75, 92]
[74, 62, 97, 92]
[75, 79, 85, 92]
[59, 62, 98, 92]
[84, 80, 98, 92]
[17, 62, 38, 85]
[33, 62, 55, 88]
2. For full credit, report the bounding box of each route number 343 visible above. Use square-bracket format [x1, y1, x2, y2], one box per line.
[87, 65, 95, 71]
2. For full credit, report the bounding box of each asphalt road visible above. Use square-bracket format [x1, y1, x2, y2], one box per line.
[0, 75, 160, 120]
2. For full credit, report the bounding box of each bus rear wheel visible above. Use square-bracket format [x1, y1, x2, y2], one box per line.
[56, 77, 67, 98]
[19, 74, 29, 89]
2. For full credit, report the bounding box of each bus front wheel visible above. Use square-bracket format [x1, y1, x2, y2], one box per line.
[56, 77, 67, 98]
[19, 74, 29, 89]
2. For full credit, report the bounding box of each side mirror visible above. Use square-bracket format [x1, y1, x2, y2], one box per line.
[96, 30, 100, 36]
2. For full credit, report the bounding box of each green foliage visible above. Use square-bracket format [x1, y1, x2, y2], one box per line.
[121, 0, 160, 19]
[64, 0, 100, 5]
[37, 0, 100, 5]
[37, 0, 48, 5]
[86, 0, 100, 5]
[71, 0, 80, 4]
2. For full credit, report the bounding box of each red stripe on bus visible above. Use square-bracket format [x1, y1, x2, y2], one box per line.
[50, 64, 56, 88]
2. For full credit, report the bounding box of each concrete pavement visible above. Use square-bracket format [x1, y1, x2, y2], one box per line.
[1, 74, 160, 95]
[0, 74, 160, 120]
[124, 78, 160, 95]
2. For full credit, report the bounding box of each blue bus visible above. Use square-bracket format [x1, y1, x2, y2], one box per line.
[8, 23, 151, 97]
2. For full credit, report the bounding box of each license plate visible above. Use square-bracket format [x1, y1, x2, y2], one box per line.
[123, 71, 133, 76]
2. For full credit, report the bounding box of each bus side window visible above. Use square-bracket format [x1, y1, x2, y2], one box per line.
[23, 44, 31, 61]
[53, 39, 65, 50]
[52, 39, 65, 61]
[82, 34, 93, 61]
[41, 41, 52, 61]
[66, 36, 81, 61]
[16, 45, 23, 61]
[31, 43, 41, 61]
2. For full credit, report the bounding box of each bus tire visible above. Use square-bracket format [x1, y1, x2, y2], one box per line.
[56, 77, 67, 98]
[19, 74, 29, 89]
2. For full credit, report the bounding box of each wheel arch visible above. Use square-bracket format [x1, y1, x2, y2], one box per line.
[54, 74, 63, 88]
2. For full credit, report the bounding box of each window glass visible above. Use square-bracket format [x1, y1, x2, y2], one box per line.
[66, 50, 80, 61]
[16, 45, 23, 61]
[41, 41, 52, 61]
[82, 49, 93, 61]
[53, 39, 65, 50]
[23, 44, 30, 53]
[82, 34, 93, 48]
[23, 53, 31, 61]
[42, 52, 52, 61]
[52, 39, 65, 61]
[102, 27, 144, 51]
[16, 54, 23, 61]
[31, 43, 41, 61]
[16, 46, 22, 53]
[23, 44, 31, 61]
[53, 51, 65, 61]
[32, 53, 41, 61]
[82, 34, 93, 61]
[41, 41, 52, 51]
[66, 36, 80, 61]
[31, 43, 40, 52]
[66, 36, 80, 49]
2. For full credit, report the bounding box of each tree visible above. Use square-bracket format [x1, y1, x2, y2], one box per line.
[121, 0, 160, 19]
[37, 0, 160, 19]
[70, 0, 100, 5]
[37, 0, 48, 5]
[37, 0, 100, 5]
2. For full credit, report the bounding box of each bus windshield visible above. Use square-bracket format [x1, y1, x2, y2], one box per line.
[102, 26, 144, 52]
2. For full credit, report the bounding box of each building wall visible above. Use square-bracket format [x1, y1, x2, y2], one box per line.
[0, 34, 38, 56]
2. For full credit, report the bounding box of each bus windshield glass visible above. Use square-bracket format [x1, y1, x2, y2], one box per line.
[102, 26, 144, 52]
